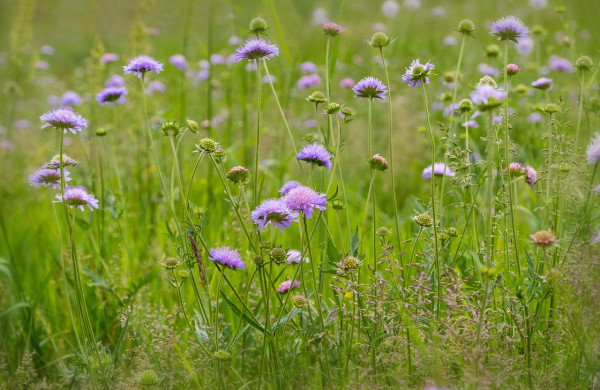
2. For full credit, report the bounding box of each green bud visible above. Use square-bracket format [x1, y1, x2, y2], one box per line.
[95, 128, 108, 136]
[575, 55, 593, 72]
[413, 213, 433, 227]
[249, 17, 268, 35]
[485, 44, 501, 58]
[457, 19, 475, 36]
[325, 102, 341, 114]
[198, 138, 218, 153]
[369, 32, 391, 48]
[307, 91, 327, 104]
[269, 247, 287, 264]
[186, 119, 199, 133]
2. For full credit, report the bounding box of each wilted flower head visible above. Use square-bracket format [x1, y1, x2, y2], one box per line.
[523, 165, 538, 185]
[43, 154, 78, 169]
[530, 230, 556, 247]
[234, 38, 279, 62]
[60, 91, 82, 106]
[531, 77, 553, 90]
[209, 247, 245, 270]
[353, 77, 387, 99]
[29, 168, 70, 189]
[96, 87, 127, 106]
[422, 163, 456, 179]
[490, 16, 529, 43]
[54, 186, 99, 211]
[284, 185, 327, 219]
[279, 180, 302, 196]
[123, 55, 164, 78]
[323, 21, 344, 36]
[296, 143, 332, 170]
[100, 53, 119, 64]
[291, 294, 307, 308]
[169, 54, 187, 70]
[40, 106, 87, 134]
[402, 59, 435, 89]
[251, 199, 299, 233]
[470, 84, 506, 110]
[276, 279, 300, 294]
[587, 134, 600, 164]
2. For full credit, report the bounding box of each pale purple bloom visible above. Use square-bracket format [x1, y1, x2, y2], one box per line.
[60, 91, 82, 106]
[402, 59, 435, 89]
[591, 231, 600, 243]
[169, 55, 187, 70]
[470, 84, 507, 105]
[226, 54, 237, 65]
[404, 0, 420, 9]
[287, 249, 308, 264]
[251, 199, 299, 233]
[462, 120, 479, 128]
[100, 53, 119, 64]
[296, 143, 332, 170]
[587, 134, 600, 164]
[97, 87, 127, 106]
[279, 180, 302, 196]
[516, 37, 534, 55]
[263, 75, 276, 84]
[529, 0, 548, 9]
[29, 168, 70, 189]
[300, 61, 318, 73]
[35, 61, 49, 70]
[523, 166, 537, 185]
[106, 74, 126, 87]
[504, 162, 524, 175]
[40, 45, 54, 55]
[312, 8, 328, 25]
[323, 21, 344, 36]
[593, 185, 600, 195]
[443, 36, 457, 46]
[372, 23, 387, 32]
[211, 54, 226, 65]
[493, 115, 503, 123]
[284, 185, 327, 219]
[549, 55, 573, 73]
[146, 81, 166, 94]
[297, 74, 321, 89]
[304, 119, 317, 128]
[353, 76, 387, 99]
[208, 247, 245, 270]
[382, 1, 400, 16]
[40, 106, 87, 134]
[54, 185, 99, 211]
[528, 112, 542, 123]
[478, 63, 500, 78]
[196, 69, 210, 83]
[276, 279, 300, 294]
[340, 78, 355, 88]
[422, 163, 456, 179]
[490, 16, 529, 43]
[234, 38, 279, 62]
[47, 95, 60, 106]
[229, 36, 240, 46]
[199, 60, 210, 69]
[123, 55, 164, 78]
[531, 77, 553, 90]
[0, 141, 13, 150]
[431, 6, 446, 17]
[15, 120, 30, 129]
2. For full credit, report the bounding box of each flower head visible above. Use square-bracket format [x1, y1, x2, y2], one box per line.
[352, 77, 387, 99]
[54, 186, 99, 211]
[297, 74, 322, 89]
[402, 59, 435, 89]
[43, 154, 78, 169]
[279, 180, 301, 196]
[227, 166, 250, 184]
[29, 168, 70, 189]
[490, 16, 529, 43]
[169, 54, 187, 70]
[323, 21, 344, 36]
[209, 247, 245, 270]
[96, 87, 127, 106]
[300, 62, 318, 73]
[505, 162, 525, 177]
[422, 163, 456, 179]
[505, 64, 521, 76]
[123, 55, 163, 78]
[470, 84, 507, 110]
[106, 74, 126, 87]
[284, 185, 327, 219]
[100, 53, 119, 64]
[276, 279, 300, 294]
[286, 249, 308, 264]
[370, 154, 389, 171]
[523, 165, 538, 185]
[251, 199, 299, 233]
[531, 77, 553, 90]
[587, 134, 600, 164]
[549, 55, 573, 73]
[234, 38, 279, 62]
[40, 106, 87, 134]
[296, 143, 332, 170]
[60, 91, 82, 106]
[530, 230, 556, 247]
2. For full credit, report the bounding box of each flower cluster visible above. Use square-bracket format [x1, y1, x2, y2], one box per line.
[402, 59, 435, 89]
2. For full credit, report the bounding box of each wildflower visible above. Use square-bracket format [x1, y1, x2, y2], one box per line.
[40, 106, 87, 134]
[369, 154, 389, 171]
[269, 247, 288, 264]
[531, 77, 553, 90]
[413, 213, 433, 227]
[478, 75, 498, 88]
[96, 128, 108, 136]
[530, 230, 556, 247]
[43, 154, 78, 169]
[490, 16, 529, 43]
[485, 44, 501, 58]
[543, 103, 560, 114]
[251, 199, 299, 233]
[146, 81, 166, 94]
[296, 143, 332, 170]
[210, 54, 225, 65]
[574, 55, 593, 72]
[197, 138, 218, 153]
[339, 256, 360, 274]
[159, 121, 182, 136]
[287, 249, 308, 264]
[505, 162, 524, 176]
[249, 17, 268, 35]
[163, 257, 180, 270]
[523, 166, 538, 185]
[516, 37, 534, 55]
[457, 19, 475, 36]
[54, 185, 99, 211]
[234, 38, 279, 62]
[470, 84, 506, 110]
[96, 87, 127, 106]
[324, 103, 341, 114]
[529, 0, 548, 9]
[377, 227, 392, 236]
[340, 107, 355, 122]
[169, 54, 187, 70]
[587, 134, 600, 164]
[528, 113, 542, 123]
[443, 36, 457, 46]
[60, 91, 82, 106]
[29, 168, 70, 189]
[447, 227, 458, 237]
[283, 185, 327, 219]
[138, 370, 159, 386]
[208, 247, 245, 270]
[422, 163, 456, 179]
[506, 64, 520, 76]
[40, 45, 54, 55]
[213, 350, 231, 361]
[382, 1, 400, 17]
[331, 200, 345, 210]
[369, 32, 391, 48]
[402, 59, 435, 89]
[549, 55, 573, 73]
[353, 77, 388, 99]
[100, 53, 119, 64]
[279, 180, 301, 196]
[307, 91, 326, 104]
[291, 294, 307, 308]
[323, 21, 344, 36]
[300, 61, 317, 73]
[297, 74, 321, 89]
[276, 279, 300, 294]
[457, 99, 474, 114]
[226, 166, 250, 184]
[123, 55, 164, 78]
[478, 63, 499, 78]
[340, 78, 355, 88]
[106, 74, 125, 87]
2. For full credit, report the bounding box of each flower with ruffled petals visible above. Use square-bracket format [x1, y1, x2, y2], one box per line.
[523, 166, 538, 185]
[106, 75, 125, 87]
[286, 249, 309, 264]
[279, 180, 301, 196]
[169, 55, 187, 70]
[422, 163, 456, 179]
[402, 59, 435, 89]
[323, 21, 344, 36]
[251, 199, 299, 233]
[54, 185, 99, 211]
[587, 134, 600, 164]
[209, 247, 245, 270]
[531, 77, 552, 90]
[234, 38, 279, 62]
[276, 279, 300, 294]
[96, 87, 127, 106]
[43, 154, 78, 169]
[60, 91, 82, 106]
[490, 16, 529, 43]
[40, 106, 87, 134]
[530, 230, 556, 247]
[353, 77, 387, 99]
[123, 55, 164, 78]
[284, 185, 327, 219]
[470, 84, 507, 110]
[549, 55, 573, 73]
[296, 143, 332, 170]
[29, 168, 70, 189]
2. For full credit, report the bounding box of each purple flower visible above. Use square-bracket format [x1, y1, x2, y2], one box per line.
[96, 87, 127, 106]
[462, 120, 479, 128]
[60, 91, 82, 106]
[402, 59, 435, 89]
[276, 279, 300, 294]
[195, 70, 210, 83]
[106, 75, 125, 87]
[587, 134, 600, 164]
[531, 77, 552, 90]
[208, 247, 245, 270]
[504, 162, 524, 176]
[323, 21, 344, 36]
[35, 61, 49, 70]
[279, 180, 302, 196]
[300, 61, 317, 73]
[296, 143, 332, 170]
[528, 112, 542, 123]
[490, 16, 529, 43]
[40, 45, 55, 55]
[287, 249, 308, 264]
[382, 1, 400, 16]
[284, 185, 327, 219]
[353, 77, 387, 99]
[478, 63, 500, 78]
[251, 199, 299, 233]
[29, 168, 70, 189]
[146, 81, 166, 94]
[549, 55, 573, 73]
[210, 54, 225, 65]
[523, 166, 537, 185]
[470, 84, 507, 108]
[123, 55, 164, 78]
[100, 53, 119, 64]
[422, 163, 456, 179]
[234, 38, 279, 62]
[340, 78, 355, 88]
[443, 36, 457, 46]
[169, 54, 187, 70]
[54, 185, 99, 211]
[516, 37, 534, 55]
[40, 106, 87, 134]
[297, 74, 321, 89]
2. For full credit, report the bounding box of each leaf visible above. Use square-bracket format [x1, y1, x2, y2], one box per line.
[220, 291, 265, 334]
[350, 228, 360, 257]
[230, 324, 250, 347]
[326, 236, 340, 264]
[0, 302, 29, 319]
[272, 308, 300, 333]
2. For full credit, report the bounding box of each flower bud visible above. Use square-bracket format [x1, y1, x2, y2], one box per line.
[226, 166, 250, 184]
[505, 64, 520, 76]
[138, 370, 159, 385]
[543, 103, 560, 114]
[369, 154, 389, 171]
[249, 17, 268, 35]
[457, 99, 474, 114]
[369, 32, 391, 48]
[253, 255, 264, 267]
[163, 257, 180, 270]
[331, 200, 345, 211]
[457, 19, 475, 36]
[269, 247, 287, 265]
[413, 213, 433, 227]
[574, 55, 593, 72]
[160, 121, 183, 137]
[377, 227, 391, 236]
[555, 6, 566, 14]
[186, 119, 199, 133]
[95, 127, 108, 136]
[214, 349, 231, 361]
[178, 269, 190, 279]
[485, 44, 500, 58]
[307, 91, 327, 104]
[325, 102, 341, 114]
[323, 21, 344, 37]
[443, 72, 455, 83]
[341, 255, 360, 271]
[477, 75, 497, 88]
[447, 227, 458, 237]
[291, 294, 307, 308]
[514, 84, 528, 95]
[198, 138, 218, 153]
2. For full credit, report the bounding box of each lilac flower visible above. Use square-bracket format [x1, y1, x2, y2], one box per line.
[263, 75, 276, 84]
[353, 77, 387, 99]
[276, 279, 300, 294]
[169, 54, 187, 70]
[106, 75, 125, 87]
[0, 141, 13, 150]
[304, 119, 317, 128]
[210, 54, 225, 65]
[284, 185, 327, 219]
[29, 168, 70, 189]
[402, 59, 435, 89]
[431, 6, 445, 17]
[228, 36, 240, 45]
[323, 21, 344, 36]
[35, 61, 49, 70]
[516, 37, 534, 55]
[531, 77, 553, 90]
[251, 199, 299, 233]
[15, 120, 30, 129]
[340, 78, 355, 88]
[382, 1, 400, 16]
[208, 247, 245, 270]
[422, 163, 456, 179]
[60, 91, 82, 106]
[47, 95, 60, 106]
[146, 81, 166, 94]
[443, 36, 457, 46]
[297, 74, 321, 89]
[490, 16, 529, 43]
[195, 70, 210, 83]
[523, 166, 537, 185]
[40, 45, 55, 55]
[312, 8, 328, 25]
[96, 87, 127, 106]
[279, 180, 302, 196]
[462, 120, 478, 128]
[478, 63, 500, 78]
[404, 0, 421, 9]
[54, 186, 99, 211]
[587, 134, 600, 164]
[549, 55, 573, 73]
[504, 162, 524, 176]
[296, 143, 332, 170]
[470, 84, 507, 109]
[40, 106, 87, 134]
[300, 61, 318, 73]
[123, 55, 164, 78]
[529, 0, 548, 9]
[100, 53, 119, 64]
[287, 249, 309, 264]
[528, 112, 542, 123]
[234, 38, 279, 62]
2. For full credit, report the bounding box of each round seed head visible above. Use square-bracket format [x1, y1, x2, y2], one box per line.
[269, 247, 288, 264]
[95, 128, 108, 136]
[249, 17, 268, 35]
[543, 103, 560, 114]
[369, 32, 391, 48]
[307, 91, 327, 104]
[138, 370, 159, 386]
[457, 19, 475, 35]
[291, 294, 307, 308]
[214, 350, 231, 361]
[163, 257, 180, 270]
[186, 119, 199, 133]
[413, 213, 433, 227]
[485, 44, 500, 58]
[325, 102, 341, 114]
[342, 256, 360, 271]
[331, 200, 345, 211]
[198, 138, 218, 153]
[575, 55, 593, 72]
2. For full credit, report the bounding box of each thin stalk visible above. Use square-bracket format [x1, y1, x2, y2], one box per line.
[254, 59, 262, 208]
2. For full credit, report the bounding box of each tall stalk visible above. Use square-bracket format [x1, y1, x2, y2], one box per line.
[253, 59, 262, 208]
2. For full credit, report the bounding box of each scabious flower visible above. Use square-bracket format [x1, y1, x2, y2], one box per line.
[286, 249, 308, 264]
[251, 199, 299, 233]
[210, 54, 225, 65]
[234, 38, 279, 62]
[353, 77, 387, 99]
[323, 21, 344, 36]
[402, 59, 435, 89]
[29, 168, 70, 189]
[40, 106, 87, 134]
[169, 54, 187, 70]
[531, 77, 553, 90]
[523, 165, 537, 185]
[279, 180, 301, 196]
[478, 63, 500, 78]
[490, 16, 529, 43]
[300, 61, 317, 73]
[506, 64, 521, 76]
[208, 247, 245, 270]
[43, 154, 78, 169]
[276, 279, 300, 294]
[106, 74, 125, 87]
[96, 87, 127, 106]
[100, 53, 119, 64]
[296, 143, 332, 170]
[60, 91, 82, 106]
[54, 185, 99, 211]
[422, 163, 456, 179]
[297, 74, 322, 89]
[382, 0, 400, 16]
[516, 37, 534, 55]
[587, 134, 600, 164]
[504, 162, 524, 177]
[549, 55, 573, 73]
[40, 45, 55, 55]
[123, 55, 164, 78]
[146, 81, 166, 94]
[340, 78, 355, 88]
[530, 230, 556, 247]
[284, 185, 327, 219]
[470, 84, 507, 110]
